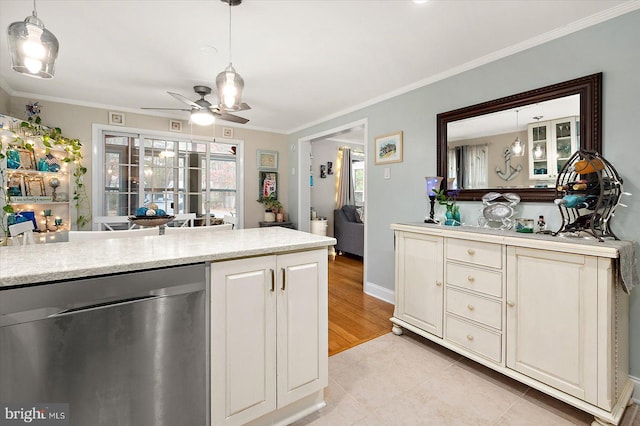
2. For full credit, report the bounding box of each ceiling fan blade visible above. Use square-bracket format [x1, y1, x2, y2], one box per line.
[141, 107, 190, 111]
[168, 91, 201, 109]
[238, 102, 251, 111]
[212, 110, 249, 124]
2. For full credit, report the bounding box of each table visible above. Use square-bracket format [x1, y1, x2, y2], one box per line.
[258, 221, 295, 229]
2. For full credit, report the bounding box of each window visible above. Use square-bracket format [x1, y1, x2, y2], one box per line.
[98, 129, 241, 225]
[352, 153, 365, 206]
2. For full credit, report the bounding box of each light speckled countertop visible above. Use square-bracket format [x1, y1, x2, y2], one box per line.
[0, 227, 336, 288]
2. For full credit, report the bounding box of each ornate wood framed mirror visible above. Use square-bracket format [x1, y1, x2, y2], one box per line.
[436, 73, 602, 202]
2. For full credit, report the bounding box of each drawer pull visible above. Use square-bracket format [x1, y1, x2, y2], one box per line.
[507, 300, 515, 307]
[466, 334, 474, 341]
[436, 281, 442, 287]
[467, 304, 475, 311]
[467, 249, 475, 255]
[467, 275, 475, 282]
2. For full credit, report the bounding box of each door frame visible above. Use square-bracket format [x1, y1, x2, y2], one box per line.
[296, 118, 368, 280]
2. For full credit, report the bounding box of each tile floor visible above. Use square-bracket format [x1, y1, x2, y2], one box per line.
[293, 331, 639, 426]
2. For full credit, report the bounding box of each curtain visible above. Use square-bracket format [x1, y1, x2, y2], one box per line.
[336, 147, 354, 208]
[447, 148, 458, 189]
[462, 144, 488, 189]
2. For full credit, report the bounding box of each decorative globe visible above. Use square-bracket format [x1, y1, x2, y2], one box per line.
[145, 209, 156, 216]
[148, 203, 159, 210]
[156, 209, 166, 216]
[136, 207, 148, 216]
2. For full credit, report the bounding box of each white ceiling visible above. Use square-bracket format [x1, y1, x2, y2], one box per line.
[0, 0, 637, 134]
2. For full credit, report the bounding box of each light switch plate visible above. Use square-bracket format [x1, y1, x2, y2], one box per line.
[384, 168, 390, 179]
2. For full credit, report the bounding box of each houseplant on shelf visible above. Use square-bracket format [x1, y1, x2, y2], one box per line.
[256, 193, 282, 223]
[435, 189, 461, 226]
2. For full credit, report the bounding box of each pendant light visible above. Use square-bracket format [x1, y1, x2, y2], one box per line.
[510, 109, 526, 157]
[216, 0, 245, 112]
[7, 0, 59, 79]
[532, 116, 544, 159]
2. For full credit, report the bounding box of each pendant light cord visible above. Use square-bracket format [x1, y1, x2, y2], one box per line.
[32, 0, 38, 17]
[228, 2, 232, 64]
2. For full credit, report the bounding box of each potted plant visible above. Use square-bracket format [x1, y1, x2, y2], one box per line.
[435, 189, 461, 226]
[257, 193, 282, 222]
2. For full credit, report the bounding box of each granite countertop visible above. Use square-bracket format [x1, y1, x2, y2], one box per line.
[0, 227, 336, 288]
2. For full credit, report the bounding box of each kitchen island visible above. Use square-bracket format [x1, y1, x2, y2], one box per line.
[1, 227, 336, 426]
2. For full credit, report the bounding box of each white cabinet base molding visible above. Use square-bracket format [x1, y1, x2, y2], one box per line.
[391, 223, 633, 426]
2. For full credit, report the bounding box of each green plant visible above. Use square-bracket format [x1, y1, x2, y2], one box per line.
[256, 193, 282, 212]
[435, 189, 459, 214]
[0, 113, 90, 244]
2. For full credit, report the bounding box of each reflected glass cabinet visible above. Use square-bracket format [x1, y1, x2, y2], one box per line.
[528, 116, 579, 181]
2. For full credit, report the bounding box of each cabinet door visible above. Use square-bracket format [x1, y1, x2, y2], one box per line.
[528, 122, 551, 180]
[506, 247, 598, 403]
[211, 256, 277, 426]
[276, 249, 328, 408]
[395, 231, 444, 337]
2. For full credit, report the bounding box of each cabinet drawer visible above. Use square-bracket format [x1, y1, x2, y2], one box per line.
[446, 315, 502, 364]
[446, 239, 502, 269]
[446, 287, 501, 330]
[446, 262, 502, 297]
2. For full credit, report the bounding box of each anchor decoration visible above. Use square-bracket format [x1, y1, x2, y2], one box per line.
[496, 148, 522, 181]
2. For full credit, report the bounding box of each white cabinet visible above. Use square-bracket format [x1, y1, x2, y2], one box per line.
[528, 116, 578, 181]
[390, 224, 632, 425]
[506, 247, 598, 402]
[393, 231, 444, 337]
[210, 249, 328, 426]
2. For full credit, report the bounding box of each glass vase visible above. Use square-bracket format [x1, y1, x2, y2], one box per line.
[444, 206, 461, 226]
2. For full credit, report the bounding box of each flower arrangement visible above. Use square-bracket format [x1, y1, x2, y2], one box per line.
[435, 189, 461, 226]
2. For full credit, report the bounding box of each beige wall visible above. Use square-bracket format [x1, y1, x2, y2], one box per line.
[0, 86, 9, 115]
[7, 96, 288, 229]
[450, 130, 543, 189]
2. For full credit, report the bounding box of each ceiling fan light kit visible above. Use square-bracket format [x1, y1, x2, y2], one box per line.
[7, 0, 59, 79]
[140, 0, 250, 125]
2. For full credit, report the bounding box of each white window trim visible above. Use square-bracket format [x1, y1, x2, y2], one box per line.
[92, 123, 244, 230]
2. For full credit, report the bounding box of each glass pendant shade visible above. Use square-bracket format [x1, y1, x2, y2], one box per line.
[7, 12, 59, 79]
[216, 63, 244, 111]
[510, 137, 525, 157]
[190, 108, 215, 126]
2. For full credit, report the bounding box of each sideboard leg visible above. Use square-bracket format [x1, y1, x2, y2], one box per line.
[391, 325, 403, 336]
[592, 417, 613, 426]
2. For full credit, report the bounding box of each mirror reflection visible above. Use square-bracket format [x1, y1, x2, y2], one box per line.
[447, 94, 580, 190]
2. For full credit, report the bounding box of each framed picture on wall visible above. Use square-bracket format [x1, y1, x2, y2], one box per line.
[259, 171, 277, 199]
[257, 150, 278, 171]
[108, 111, 125, 126]
[374, 131, 403, 165]
[169, 120, 183, 132]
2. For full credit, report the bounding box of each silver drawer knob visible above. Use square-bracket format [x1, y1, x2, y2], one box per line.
[467, 304, 475, 311]
[467, 275, 475, 282]
[467, 249, 475, 255]
[436, 281, 442, 287]
[466, 334, 474, 341]
[507, 300, 515, 307]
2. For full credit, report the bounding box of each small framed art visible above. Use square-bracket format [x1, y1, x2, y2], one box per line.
[169, 120, 183, 132]
[257, 150, 278, 171]
[374, 131, 403, 165]
[223, 127, 234, 138]
[17, 148, 35, 170]
[259, 171, 277, 199]
[108, 111, 125, 126]
[24, 176, 46, 196]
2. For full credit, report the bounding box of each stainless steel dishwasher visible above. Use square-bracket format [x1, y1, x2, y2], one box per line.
[0, 263, 209, 426]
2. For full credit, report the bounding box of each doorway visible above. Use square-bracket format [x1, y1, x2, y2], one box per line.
[297, 119, 367, 275]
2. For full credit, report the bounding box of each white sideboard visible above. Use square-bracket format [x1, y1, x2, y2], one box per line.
[391, 223, 633, 426]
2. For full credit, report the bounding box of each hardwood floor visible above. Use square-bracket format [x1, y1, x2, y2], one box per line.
[328, 254, 395, 356]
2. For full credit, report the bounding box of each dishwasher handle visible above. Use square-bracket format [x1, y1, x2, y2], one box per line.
[52, 295, 160, 317]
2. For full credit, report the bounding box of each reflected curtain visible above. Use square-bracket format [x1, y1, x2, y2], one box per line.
[462, 144, 488, 189]
[336, 147, 354, 208]
[448, 148, 458, 189]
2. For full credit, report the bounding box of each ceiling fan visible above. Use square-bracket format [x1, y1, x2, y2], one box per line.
[142, 85, 250, 125]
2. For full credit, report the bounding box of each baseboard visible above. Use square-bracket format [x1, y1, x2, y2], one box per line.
[630, 375, 640, 404]
[364, 281, 395, 305]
